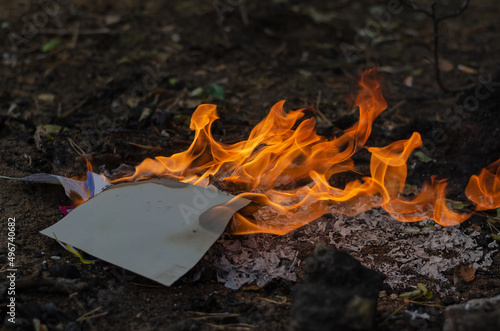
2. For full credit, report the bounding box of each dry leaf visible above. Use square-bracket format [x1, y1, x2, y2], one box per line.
[148, 88, 169, 96]
[454, 265, 476, 285]
[299, 69, 312, 77]
[242, 284, 261, 291]
[471, 224, 482, 232]
[138, 107, 152, 122]
[38, 93, 55, 103]
[439, 59, 454, 73]
[194, 70, 207, 76]
[404, 76, 414, 87]
[461, 265, 476, 282]
[457, 64, 478, 74]
[171, 33, 181, 43]
[104, 14, 121, 25]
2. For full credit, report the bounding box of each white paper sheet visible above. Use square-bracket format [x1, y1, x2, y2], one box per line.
[41, 179, 250, 286]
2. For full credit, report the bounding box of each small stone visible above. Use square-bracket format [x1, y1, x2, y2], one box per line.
[48, 264, 81, 279]
[442, 296, 455, 305]
[290, 244, 382, 331]
[443, 294, 500, 331]
[171, 33, 181, 43]
[41, 302, 59, 314]
[25, 301, 42, 319]
[65, 321, 81, 331]
[51, 250, 62, 257]
[492, 252, 500, 265]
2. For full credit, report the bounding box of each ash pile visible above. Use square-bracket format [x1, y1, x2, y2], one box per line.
[208, 209, 498, 294]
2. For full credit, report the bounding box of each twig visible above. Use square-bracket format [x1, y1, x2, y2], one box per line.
[314, 91, 334, 126]
[4, 268, 88, 293]
[70, 21, 81, 49]
[188, 312, 240, 320]
[205, 322, 254, 330]
[129, 282, 163, 288]
[238, 3, 249, 25]
[33, 95, 40, 114]
[65, 285, 97, 331]
[487, 221, 500, 234]
[68, 138, 86, 156]
[163, 88, 187, 113]
[150, 122, 162, 136]
[401, 0, 471, 93]
[385, 100, 406, 116]
[127, 142, 162, 150]
[257, 296, 290, 305]
[431, 2, 447, 92]
[38, 28, 114, 35]
[378, 302, 407, 327]
[400, 0, 470, 22]
[315, 90, 321, 110]
[209, 174, 229, 192]
[76, 306, 108, 323]
[436, 0, 470, 23]
[60, 98, 88, 118]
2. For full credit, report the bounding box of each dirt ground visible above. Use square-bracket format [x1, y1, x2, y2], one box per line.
[1, 0, 500, 330]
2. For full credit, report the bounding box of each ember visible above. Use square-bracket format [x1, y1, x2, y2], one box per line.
[110, 69, 499, 235]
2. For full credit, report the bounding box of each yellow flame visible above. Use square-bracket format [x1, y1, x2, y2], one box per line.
[111, 69, 475, 235]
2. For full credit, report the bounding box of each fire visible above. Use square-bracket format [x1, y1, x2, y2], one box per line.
[111, 69, 480, 235]
[466, 159, 500, 210]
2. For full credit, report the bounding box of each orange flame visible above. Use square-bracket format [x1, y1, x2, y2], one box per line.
[112, 69, 473, 234]
[466, 159, 500, 210]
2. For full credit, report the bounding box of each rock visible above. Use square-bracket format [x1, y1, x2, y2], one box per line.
[442, 296, 456, 306]
[65, 321, 81, 331]
[443, 294, 500, 331]
[48, 264, 81, 279]
[290, 244, 382, 331]
[492, 251, 500, 265]
[33, 251, 45, 258]
[51, 250, 62, 257]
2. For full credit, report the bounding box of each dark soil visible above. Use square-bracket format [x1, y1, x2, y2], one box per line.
[1, 0, 500, 330]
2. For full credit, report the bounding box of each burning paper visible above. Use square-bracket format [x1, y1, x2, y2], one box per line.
[0, 171, 110, 203]
[110, 69, 487, 234]
[40, 180, 249, 286]
[2, 68, 500, 291]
